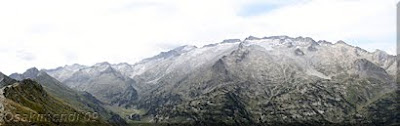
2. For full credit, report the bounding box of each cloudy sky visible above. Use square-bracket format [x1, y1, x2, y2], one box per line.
[0, 0, 397, 75]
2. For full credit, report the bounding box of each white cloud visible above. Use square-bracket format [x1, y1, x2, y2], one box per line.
[0, 0, 396, 74]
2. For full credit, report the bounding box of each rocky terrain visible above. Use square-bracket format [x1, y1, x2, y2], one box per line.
[6, 35, 397, 125]
[0, 73, 121, 125]
[45, 62, 138, 106]
[7, 68, 126, 125]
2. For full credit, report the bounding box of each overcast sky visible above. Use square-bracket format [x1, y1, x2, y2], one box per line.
[0, 0, 397, 75]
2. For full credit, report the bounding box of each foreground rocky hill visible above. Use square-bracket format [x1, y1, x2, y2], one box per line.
[7, 69, 127, 125]
[0, 73, 121, 125]
[41, 36, 398, 125]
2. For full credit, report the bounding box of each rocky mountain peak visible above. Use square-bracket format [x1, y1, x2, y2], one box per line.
[9, 67, 40, 80]
[246, 36, 316, 43]
[263, 35, 292, 40]
[173, 45, 197, 53]
[241, 36, 321, 51]
[116, 62, 130, 66]
[335, 40, 350, 46]
[94, 62, 111, 67]
[372, 49, 391, 62]
[64, 63, 86, 70]
[244, 36, 261, 41]
[222, 39, 241, 43]
[89, 62, 119, 74]
[317, 40, 333, 45]
[294, 36, 316, 43]
[373, 49, 387, 55]
[25, 67, 39, 75]
[141, 45, 197, 62]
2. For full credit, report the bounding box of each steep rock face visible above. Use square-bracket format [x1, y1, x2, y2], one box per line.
[45, 64, 87, 82]
[353, 59, 392, 82]
[9, 67, 39, 80]
[131, 42, 239, 92]
[111, 63, 134, 78]
[127, 45, 199, 86]
[222, 39, 241, 43]
[60, 62, 138, 106]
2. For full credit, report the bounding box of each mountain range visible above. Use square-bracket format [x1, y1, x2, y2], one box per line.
[2, 35, 398, 125]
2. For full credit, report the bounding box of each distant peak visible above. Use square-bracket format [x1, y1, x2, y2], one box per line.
[245, 35, 291, 41]
[373, 49, 388, 55]
[246, 35, 317, 42]
[245, 36, 261, 41]
[263, 35, 292, 40]
[335, 40, 348, 45]
[63, 63, 83, 67]
[25, 67, 40, 75]
[185, 45, 198, 48]
[116, 62, 131, 66]
[294, 36, 316, 43]
[141, 45, 196, 62]
[70, 63, 84, 67]
[9, 67, 41, 80]
[243, 35, 319, 48]
[202, 43, 218, 48]
[221, 39, 241, 43]
[94, 62, 111, 67]
[172, 45, 197, 53]
[61, 63, 87, 71]
[317, 40, 332, 45]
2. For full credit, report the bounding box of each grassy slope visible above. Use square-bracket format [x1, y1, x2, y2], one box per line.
[2, 79, 110, 125]
[34, 72, 127, 125]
